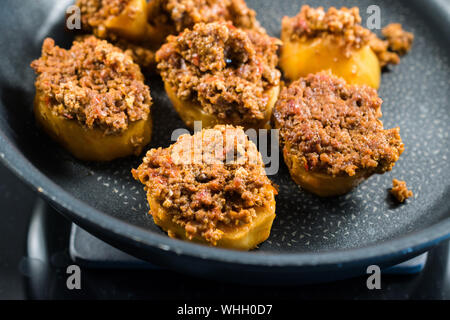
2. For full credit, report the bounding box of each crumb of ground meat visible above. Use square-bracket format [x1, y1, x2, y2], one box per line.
[368, 34, 400, 67]
[273, 71, 404, 177]
[391, 179, 413, 202]
[132, 125, 276, 244]
[382, 23, 414, 55]
[147, 0, 264, 34]
[31, 36, 152, 134]
[76, 0, 132, 40]
[281, 5, 408, 67]
[156, 22, 281, 122]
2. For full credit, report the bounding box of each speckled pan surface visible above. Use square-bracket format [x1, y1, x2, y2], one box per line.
[0, 0, 449, 267]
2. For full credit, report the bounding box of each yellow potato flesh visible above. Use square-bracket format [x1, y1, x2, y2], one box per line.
[280, 37, 381, 89]
[104, 0, 151, 42]
[283, 147, 370, 197]
[165, 82, 280, 130]
[148, 185, 276, 250]
[34, 91, 152, 162]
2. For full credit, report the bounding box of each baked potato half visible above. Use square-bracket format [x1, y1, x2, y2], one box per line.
[165, 82, 280, 130]
[34, 91, 152, 162]
[149, 185, 276, 250]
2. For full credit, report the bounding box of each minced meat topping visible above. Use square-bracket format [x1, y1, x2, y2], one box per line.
[156, 22, 281, 122]
[31, 36, 152, 134]
[75, 34, 157, 70]
[281, 6, 372, 57]
[132, 125, 276, 244]
[77, 0, 132, 40]
[390, 179, 413, 202]
[76, 0, 157, 69]
[273, 71, 404, 177]
[147, 0, 264, 34]
[281, 5, 412, 67]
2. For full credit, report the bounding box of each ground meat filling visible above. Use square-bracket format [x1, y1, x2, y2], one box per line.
[156, 22, 281, 122]
[147, 0, 264, 34]
[281, 6, 372, 57]
[132, 125, 275, 244]
[31, 36, 152, 134]
[390, 179, 413, 202]
[281, 5, 412, 67]
[76, 0, 157, 68]
[273, 72, 404, 177]
[77, 0, 132, 40]
[74, 34, 157, 70]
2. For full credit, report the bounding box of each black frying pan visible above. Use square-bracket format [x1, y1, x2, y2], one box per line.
[0, 0, 449, 285]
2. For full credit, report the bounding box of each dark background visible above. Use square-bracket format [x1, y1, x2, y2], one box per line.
[1, 162, 449, 300]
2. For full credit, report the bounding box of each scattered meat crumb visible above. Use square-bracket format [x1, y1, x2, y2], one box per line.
[391, 179, 413, 203]
[382, 23, 414, 55]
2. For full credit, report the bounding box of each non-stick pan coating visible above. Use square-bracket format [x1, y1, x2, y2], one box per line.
[0, 0, 449, 283]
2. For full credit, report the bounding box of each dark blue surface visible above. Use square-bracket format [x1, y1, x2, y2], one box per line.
[70, 223, 429, 275]
[0, 156, 448, 299]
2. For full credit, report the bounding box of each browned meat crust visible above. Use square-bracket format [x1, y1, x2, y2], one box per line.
[75, 0, 267, 69]
[281, 5, 372, 57]
[281, 5, 413, 67]
[382, 23, 414, 55]
[147, 0, 264, 34]
[132, 125, 276, 244]
[77, 0, 132, 40]
[273, 71, 404, 177]
[390, 179, 413, 202]
[77, 0, 139, 39]
[31, 36, 152, 134]
[74, 34, 157, 70]
[156, 22, 281, 122]
[76, 0, 157, 69]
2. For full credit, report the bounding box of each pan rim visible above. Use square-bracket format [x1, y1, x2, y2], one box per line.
[1, 131, 449, 268]
[2, 0, 450, 268]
